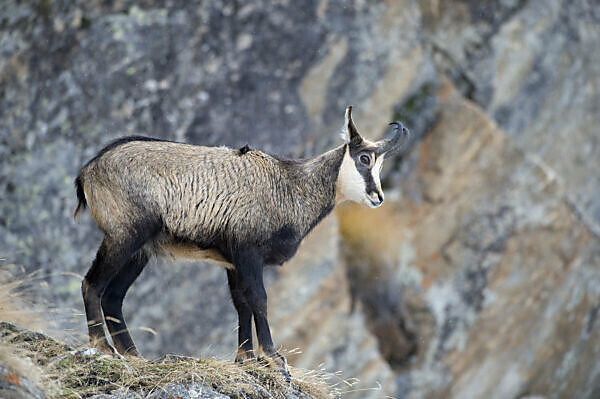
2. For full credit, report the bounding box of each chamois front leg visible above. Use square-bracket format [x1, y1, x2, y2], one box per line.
[233, 248, 289, 380]
[226, 269, 255, 363]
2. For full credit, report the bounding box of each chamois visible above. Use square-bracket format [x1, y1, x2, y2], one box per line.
[74, 106, 408, 378]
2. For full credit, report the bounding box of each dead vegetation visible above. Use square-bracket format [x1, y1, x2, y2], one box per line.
[0, 263, 47, 388]
[0, 264, 47, 332]
[0, 321, 336, 398]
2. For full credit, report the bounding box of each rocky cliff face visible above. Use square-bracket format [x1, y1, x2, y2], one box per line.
[420, 0, 600, 237]
[1, 0, 599, 398]
[340, 83, 600, 398]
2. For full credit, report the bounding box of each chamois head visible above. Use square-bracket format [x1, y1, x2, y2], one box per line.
[337, 106, 409, 208]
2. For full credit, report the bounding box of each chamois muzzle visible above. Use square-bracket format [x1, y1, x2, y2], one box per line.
[376, 121, 410, 155]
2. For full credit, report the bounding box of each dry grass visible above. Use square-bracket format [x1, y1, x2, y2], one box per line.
[0, 262, 48, 385]
[0, 321, 335, 398]
[0, 264, 47, 331]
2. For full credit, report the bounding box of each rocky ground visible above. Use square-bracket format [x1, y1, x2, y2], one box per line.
[1, 0, 599, 398]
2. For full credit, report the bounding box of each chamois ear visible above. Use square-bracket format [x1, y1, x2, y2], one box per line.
[343, 106, 362, 145]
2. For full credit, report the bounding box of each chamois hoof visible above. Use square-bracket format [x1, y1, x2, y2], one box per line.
[234, 349, 256, 364]
[260, 351, 289, 381]
[280, 368, 292, 383]
[121, 346, 141, 357]
[92, 339, 118, 356]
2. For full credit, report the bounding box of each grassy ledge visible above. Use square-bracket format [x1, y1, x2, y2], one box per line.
[0, 322, 336, 399]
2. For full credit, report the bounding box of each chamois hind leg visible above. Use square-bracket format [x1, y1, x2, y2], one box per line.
[101, 249, 150, 356]
[82, 228, 153, 355]
[82, 236, 138, 354]
[233, 249, 289, 379]
[226, 268, 255, 363]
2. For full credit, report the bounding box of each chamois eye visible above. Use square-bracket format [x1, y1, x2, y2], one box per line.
[359, 154, 371, 166]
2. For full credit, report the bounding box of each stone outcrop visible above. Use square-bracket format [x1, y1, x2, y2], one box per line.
[0, 364, 45, 399]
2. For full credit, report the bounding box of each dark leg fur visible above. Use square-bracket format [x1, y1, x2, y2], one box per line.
[233, 249, 289, 379]
[101, 249, 149, 356]
[82, 225, 157, 355]
[226, 269, 255, 362]
[82, 237, 135, 353]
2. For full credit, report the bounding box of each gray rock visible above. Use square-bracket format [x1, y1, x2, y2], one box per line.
[0, 365, 45, 399]
[147, 383, 228, 399]
[421, 0, 600, 235]
[72, 383, 231, 399]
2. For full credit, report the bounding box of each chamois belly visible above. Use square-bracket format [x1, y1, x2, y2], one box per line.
[160, 242, 233, 269]
[262, 226, 302, 266]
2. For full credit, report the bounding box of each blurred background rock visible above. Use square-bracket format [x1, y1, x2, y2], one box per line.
[1, 0, 599, 398]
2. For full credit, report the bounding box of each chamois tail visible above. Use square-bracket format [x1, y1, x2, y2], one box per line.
[74, 175, 87, 220]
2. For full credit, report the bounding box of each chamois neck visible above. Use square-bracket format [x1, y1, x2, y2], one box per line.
[303, 144, 346, 183]
[274, 145, 345, 237]
[298, 144, 346, 213]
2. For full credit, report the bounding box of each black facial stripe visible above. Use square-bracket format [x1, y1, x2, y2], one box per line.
[348, 142, 383, 194]
[357, 166, 374, 191]
[365, 175, 378, 193]
[350, 153, 380, 193]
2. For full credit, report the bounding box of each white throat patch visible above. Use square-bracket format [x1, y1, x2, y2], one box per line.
[336, 146, 366, 204]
